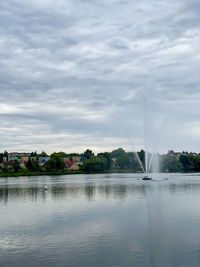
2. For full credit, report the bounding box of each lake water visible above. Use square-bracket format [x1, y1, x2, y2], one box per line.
[1, 173, 200, 267]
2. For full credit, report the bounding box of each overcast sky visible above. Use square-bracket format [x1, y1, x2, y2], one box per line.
[0, 0, 200, 154]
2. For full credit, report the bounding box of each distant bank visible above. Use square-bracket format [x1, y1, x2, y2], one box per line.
[0, 169, 142, 178]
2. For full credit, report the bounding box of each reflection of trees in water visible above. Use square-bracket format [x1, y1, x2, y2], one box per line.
[167, 183, 200, 194]
[0, 185, 9, 205]
[84, 183, 95, 200]
[145, 182, 200, 195]
[0, 182, 149, 203]
[0, 185, 48, 205]
[98, 184, 128, 199]
[1, 182, 200, 203]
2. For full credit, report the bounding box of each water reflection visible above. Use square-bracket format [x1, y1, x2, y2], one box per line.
[1, 174, 200, 267]
[1, 177, 200, 204]
[0, 185, 48, 204]
[0, 182, 148, 203]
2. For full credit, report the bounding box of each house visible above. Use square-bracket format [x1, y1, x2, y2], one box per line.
[8, 152, 30, 162]
[69, 162, 79, 171]
[65, 160, 80, 171]
[8, 153, 21, 161]
[64, 160, 73, 168]
[20, 156, 29, 164]
[38, 156, 49, 166]
[3, 157, 8, 163]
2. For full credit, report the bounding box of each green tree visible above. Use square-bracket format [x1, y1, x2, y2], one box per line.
[137, 149, 145, 167]
[3, 151, 8, 161]
[179, 154, 194, 172]
[26, 158, 33, 171]
[127, 152, 141, 171]
[83, 149, 94, 160]
[97, 152, 112, 169]
[0, 153, 3, 163]
[116, 155, 131, 169]
[26, 158, 39, 171]
[191, 154, 200, 171]
[111, 148, 126, 158]
[12, 160, 21, 172]
[30, 151, 38, 157]
[83, 156, 108, 173]
[38, 151, 48, 157]
[46, 153, 65, 171]
[161, 155, 182, 172]
[50, 152, 66, 159]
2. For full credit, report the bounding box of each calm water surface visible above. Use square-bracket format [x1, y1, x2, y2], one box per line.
[1, 173, 200, 267]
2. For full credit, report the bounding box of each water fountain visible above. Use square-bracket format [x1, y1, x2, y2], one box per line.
[130, 99, 162, 180]
[129, 139, 156, 180]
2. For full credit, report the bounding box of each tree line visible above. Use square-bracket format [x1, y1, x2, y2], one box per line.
[1, 148, 200, 174]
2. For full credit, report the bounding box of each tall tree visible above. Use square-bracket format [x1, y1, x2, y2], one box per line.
[83, 156, 108, 173]
[83, 149, 94, 160]
[111, 148, 126, 158]
[46, 153, 65, 171]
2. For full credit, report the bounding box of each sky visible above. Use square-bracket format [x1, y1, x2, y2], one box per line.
[0, 0, 200, 154]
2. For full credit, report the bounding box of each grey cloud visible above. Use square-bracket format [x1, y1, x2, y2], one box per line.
[0, 0, 200, 153]
[108, 38, 130, 50]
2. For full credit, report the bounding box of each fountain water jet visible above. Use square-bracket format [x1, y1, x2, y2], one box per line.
[128, 138, 145, 173]
[129, 99, 163, 179]
[143, 99, 163, 178]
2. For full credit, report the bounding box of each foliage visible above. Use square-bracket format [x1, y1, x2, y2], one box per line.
[0, 153, 3, 163]
[161, 154, 182, 172]
[116, 155, 131, 169]
[83, 156, 108, 173]
[137, 149, 145, 167]
[83, 149, 94, 160]
[2, 148, 200, 176]
[127, 152, 143, 171]
[50, 152, 66, 159]
[11, 160, 21, 172]
[30, 151, 38, 157]
[26, 158, 39, 171]
[178, 153, 200, 172]
[46, 153, 65, 171]
[111, 148, 126, 158]
[97, 152, 112, 169]
[38, 151, 48, 157]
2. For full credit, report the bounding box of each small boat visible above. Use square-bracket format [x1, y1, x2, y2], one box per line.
[142, 176, 152, 181]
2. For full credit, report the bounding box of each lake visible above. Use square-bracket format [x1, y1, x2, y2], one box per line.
[1, 173, 200, 267]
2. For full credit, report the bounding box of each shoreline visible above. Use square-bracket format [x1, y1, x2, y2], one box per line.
[0, 169, 196, 178]
[0, 169, 142, 178]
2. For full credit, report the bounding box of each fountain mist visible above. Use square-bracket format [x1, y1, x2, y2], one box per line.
[129, 100, 163, 175]
[143, 99, 163, 175]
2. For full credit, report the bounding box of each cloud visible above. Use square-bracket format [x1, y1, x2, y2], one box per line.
[0, 0, 200, 153]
